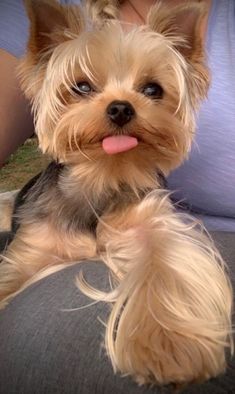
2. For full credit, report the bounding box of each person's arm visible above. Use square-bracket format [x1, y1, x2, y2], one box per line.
[0, 0, 34, 168]
[0, 49, 34, 168]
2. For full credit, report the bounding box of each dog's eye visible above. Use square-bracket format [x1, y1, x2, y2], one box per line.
[141, 83, 163, 99]
[72, 82, 93, 95]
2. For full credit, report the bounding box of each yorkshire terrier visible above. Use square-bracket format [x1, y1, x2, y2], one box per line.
[0, 0, 233, 387]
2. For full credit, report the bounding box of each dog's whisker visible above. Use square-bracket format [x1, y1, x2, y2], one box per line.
[77, 142, 94, 162]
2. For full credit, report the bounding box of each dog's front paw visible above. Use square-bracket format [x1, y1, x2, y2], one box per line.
[112, 320, 227, 385]
[96, 194, 232, 385]
[106, 246, 231, 386]
[103, 219, 232, 385]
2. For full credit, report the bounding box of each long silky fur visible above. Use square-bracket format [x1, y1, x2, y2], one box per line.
[0, 0, 233, 387]
[79, 192, 233, 384]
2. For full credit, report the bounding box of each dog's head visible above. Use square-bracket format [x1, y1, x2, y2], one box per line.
[20, 0, 209, 192]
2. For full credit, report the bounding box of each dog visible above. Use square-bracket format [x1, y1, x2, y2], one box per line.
[0, 0, 233, 386]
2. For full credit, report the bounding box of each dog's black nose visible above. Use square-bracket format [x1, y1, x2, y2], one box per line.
[106, 101, 135, 127]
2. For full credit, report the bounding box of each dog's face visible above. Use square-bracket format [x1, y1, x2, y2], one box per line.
[20, 0, 209, 191]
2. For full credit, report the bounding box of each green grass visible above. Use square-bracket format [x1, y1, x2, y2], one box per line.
[0, 139, 49, 192]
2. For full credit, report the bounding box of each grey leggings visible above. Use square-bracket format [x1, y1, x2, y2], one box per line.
[0, 232, 234, 394]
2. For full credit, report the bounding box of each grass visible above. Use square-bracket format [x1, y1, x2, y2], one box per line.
[0, 139, 49, 192]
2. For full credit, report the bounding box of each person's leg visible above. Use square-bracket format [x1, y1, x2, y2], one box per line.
[0, 261, 157, 394]
[0, 232, 234, 394]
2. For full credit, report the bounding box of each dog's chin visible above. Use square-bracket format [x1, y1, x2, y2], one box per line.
[63, 140, 184, 178]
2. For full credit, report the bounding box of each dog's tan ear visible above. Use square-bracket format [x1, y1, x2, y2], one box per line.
[24, 0, 84, 58]
[147, 2, 209, 106]
[19, 0, 84, 98]
[147, 2, 207, 62]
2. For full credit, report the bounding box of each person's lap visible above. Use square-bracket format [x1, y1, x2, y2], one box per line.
[0, 232, 234, 394]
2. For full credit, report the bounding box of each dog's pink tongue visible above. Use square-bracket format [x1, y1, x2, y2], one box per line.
[102, 135, 138, 155]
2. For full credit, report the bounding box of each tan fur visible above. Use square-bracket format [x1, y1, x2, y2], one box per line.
[0, 0, 233, 387]
[0, 191, 18, 232]
[0, 221, 97, 307]
[93, 193, 233, 384]
[85, 0, 121, 21]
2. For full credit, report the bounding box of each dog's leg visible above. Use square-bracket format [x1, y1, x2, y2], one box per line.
[0, 221, 97, 308]
[96, 193, 233, 385]
[0, 190, 18, 231]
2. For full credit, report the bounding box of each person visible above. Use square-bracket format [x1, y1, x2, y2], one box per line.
[0, 1, 234, 393]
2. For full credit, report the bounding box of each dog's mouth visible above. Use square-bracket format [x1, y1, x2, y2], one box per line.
[101, 134, 139, 155]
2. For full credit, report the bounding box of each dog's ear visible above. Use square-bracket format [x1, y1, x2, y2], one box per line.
[147, 2, 207, 62]
[147, 1, 209, 105]
[24, 0, 84, 58]
[19, 0, 85, 98]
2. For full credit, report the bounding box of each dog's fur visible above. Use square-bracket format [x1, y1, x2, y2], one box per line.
[0, 0, 233, 386]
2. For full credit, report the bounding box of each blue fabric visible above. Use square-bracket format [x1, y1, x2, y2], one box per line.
[168, 0, 235, 231]
[0, 0, 81, 57]
[0, 0, 29, 57]
[0, 0, 234, 231]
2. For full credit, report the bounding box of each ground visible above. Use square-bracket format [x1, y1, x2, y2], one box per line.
[0, 138, 49, 192]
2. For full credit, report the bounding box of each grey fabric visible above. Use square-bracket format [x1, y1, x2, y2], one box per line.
[0, 232, 234, 394]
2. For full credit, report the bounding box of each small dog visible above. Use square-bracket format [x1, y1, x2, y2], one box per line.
[0, 0, 233, 386]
